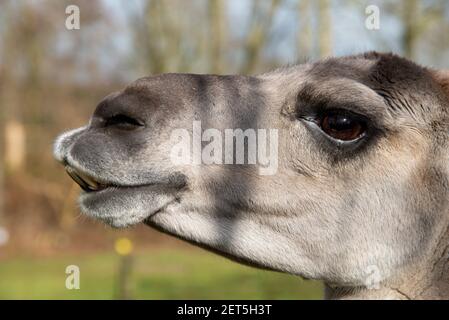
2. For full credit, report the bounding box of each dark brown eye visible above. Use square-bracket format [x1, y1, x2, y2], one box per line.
[320, 111, 366, 141]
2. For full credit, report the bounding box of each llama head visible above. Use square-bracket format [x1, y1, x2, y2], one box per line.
[54, 52, 449, 291]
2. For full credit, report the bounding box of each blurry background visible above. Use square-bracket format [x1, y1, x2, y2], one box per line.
[0, 0, 448, 299]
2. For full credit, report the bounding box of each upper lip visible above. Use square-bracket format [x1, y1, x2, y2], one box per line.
[64, 164, 188, 193]
[65, 165, 110, 192]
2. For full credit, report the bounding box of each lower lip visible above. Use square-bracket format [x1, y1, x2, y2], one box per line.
[79, 184, 180, 221]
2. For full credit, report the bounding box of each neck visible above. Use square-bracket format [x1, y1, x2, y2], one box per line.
[325, 225, 449, 300]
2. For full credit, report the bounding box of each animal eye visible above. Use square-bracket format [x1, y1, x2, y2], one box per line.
[319, 110, 367, 141]
[104, 114, 143, 130]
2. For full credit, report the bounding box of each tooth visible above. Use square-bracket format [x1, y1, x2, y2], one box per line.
[79, 172, 99, 188]
[65, 166, 101, 191]
[65, 166, 89, 191]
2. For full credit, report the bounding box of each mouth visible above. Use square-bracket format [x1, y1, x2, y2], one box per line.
[64, 164, 184, 228]
[65, 165, 114, 192]
[63, 162, 188, 227]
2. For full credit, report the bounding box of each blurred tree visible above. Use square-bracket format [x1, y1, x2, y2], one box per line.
[240, 0, 283, 74]
[1, 1, 35, 174]
[131, 0, 193, 74]
[0, 3, 5, 225]
[317, 0, 332, 57]
[402, 0, 420, 59]
[0, 108, 3, 226]
[0, 0, 111, 233]
[208, 0, 226, 74]
[382, 0, 449, 61]
[297, 0, 312, 59]
[129, 0, 288, 75]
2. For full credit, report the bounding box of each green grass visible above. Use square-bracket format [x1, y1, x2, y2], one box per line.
[0, 248, 323, 299]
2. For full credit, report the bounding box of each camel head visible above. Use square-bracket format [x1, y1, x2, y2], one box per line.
[54, 52, 449, 299]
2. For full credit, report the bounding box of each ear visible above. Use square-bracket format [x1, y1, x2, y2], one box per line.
[431, 69, 449, 99]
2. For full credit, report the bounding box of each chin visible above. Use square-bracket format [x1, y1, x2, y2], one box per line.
[78, 186, 177, 228]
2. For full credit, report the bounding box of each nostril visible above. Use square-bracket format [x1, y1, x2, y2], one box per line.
[103, 114, 144, 130]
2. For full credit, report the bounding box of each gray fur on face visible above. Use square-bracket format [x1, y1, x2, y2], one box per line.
[54, 52, 449, 299]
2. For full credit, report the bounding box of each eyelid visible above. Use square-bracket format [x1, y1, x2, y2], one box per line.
[296, 80, 389, 120]
[319, 108, 369, 123]
[298, 108, 367, 124]
[298, 103, 382, 132]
